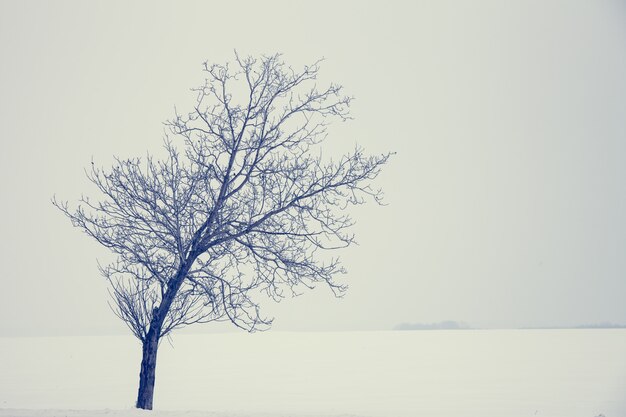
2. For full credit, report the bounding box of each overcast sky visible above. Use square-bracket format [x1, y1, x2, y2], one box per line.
[1, 0, 625, 336]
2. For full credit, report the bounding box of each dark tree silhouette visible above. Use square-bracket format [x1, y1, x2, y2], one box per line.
[54, 53, 390, 410]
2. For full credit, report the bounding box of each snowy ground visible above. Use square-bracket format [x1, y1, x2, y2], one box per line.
[0, 330, 624, 417]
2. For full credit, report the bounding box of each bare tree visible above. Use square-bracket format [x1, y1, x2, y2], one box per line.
[54, 53, 390, 410]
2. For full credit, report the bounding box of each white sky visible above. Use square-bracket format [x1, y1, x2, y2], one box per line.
[1, 0, 625, 335]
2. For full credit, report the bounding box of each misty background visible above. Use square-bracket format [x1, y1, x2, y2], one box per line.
[1, 0, 625, 336]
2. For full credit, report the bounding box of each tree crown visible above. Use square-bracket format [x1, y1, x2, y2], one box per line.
[54, 53, 390, 341]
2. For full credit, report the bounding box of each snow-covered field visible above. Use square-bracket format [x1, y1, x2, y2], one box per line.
[0, 330, 624, 417]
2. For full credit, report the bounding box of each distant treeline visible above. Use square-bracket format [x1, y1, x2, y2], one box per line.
[574, 322, 626, 329]
[520, 322, 626, 329]
[394, 321, 626, 331]
[394, 320, 470, 330]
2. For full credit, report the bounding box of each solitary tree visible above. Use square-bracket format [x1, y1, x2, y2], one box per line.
[54, 53, 390, 410]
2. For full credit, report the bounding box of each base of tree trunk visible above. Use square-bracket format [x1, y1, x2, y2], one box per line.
[136, 332, 159, 410]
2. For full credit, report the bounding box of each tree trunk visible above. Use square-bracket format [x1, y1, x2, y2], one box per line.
[136, 329, 159, 410]
[135, 261, 191, 410]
